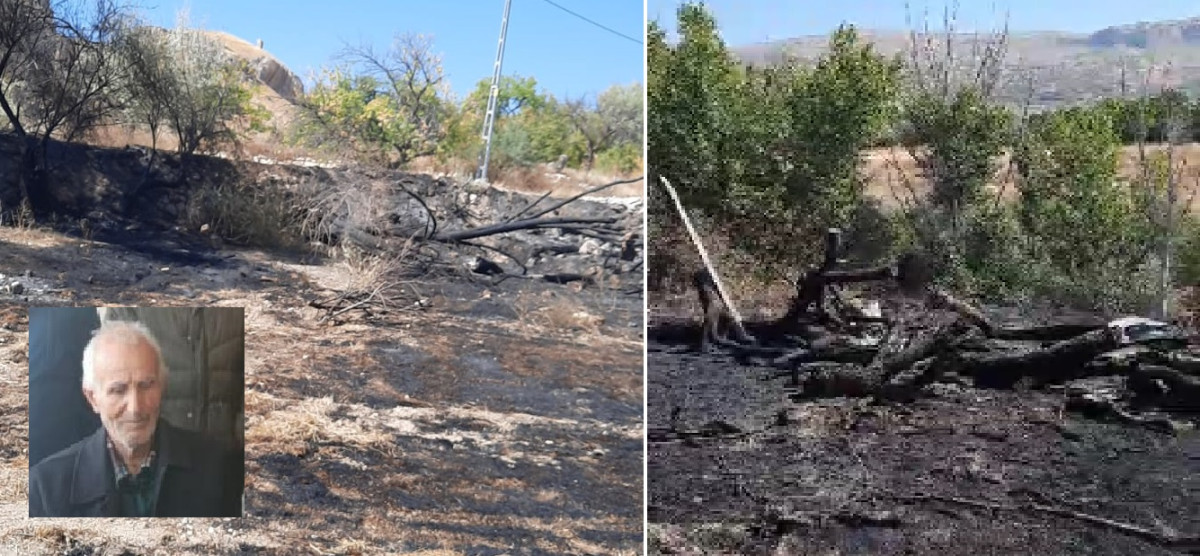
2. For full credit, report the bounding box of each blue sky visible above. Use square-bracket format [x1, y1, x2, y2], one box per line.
[647, 0, 1200, 44]
[136, 0, 644, 102]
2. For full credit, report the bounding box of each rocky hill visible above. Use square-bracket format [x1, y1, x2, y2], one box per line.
[203, 30, 304, 103]
[201, 29, 305, 135]
[732, 17, 1200, 110]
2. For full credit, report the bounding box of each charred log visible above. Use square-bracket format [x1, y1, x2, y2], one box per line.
[956, 328, 1121, 388]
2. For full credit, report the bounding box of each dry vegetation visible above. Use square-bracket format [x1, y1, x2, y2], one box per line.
[0, 221, 643, 555]
[862, 143, 1200, 211]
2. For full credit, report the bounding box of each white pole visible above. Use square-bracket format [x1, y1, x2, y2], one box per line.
[658, 176, 749, 329]
[478, 0, 512, 181]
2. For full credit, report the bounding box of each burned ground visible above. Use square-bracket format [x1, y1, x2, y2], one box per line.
[0, 158, 643, 554]
[647, 305, 1199, 555]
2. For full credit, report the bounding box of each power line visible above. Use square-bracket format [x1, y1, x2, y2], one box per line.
[539, 0, 641, 45]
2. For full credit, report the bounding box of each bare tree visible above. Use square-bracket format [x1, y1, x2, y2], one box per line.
[0, 0, 127, 211]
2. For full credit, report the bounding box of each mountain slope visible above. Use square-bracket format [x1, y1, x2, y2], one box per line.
[731, 17, 1200, 109]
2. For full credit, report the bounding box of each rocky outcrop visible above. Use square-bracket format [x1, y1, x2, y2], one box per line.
[250, 56, 304, 102]
[203, 30, 304, 102]
[1088, 18, 1200, 49]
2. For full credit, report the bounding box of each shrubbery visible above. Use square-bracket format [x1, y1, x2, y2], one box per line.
[649, 1, 1198, 315]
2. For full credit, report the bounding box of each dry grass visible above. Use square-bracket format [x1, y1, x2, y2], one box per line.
[337, 245, 412, 292]
[513, 291, 605, 335]
[862, 143, 1200, 211]
[411, 154, 644, 199]
[0, 198, 36, 235]
[184, 174, 308, 249]
[245, 394, 397, 459]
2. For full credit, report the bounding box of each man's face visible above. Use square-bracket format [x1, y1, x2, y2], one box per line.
[83, 335, 163, 454]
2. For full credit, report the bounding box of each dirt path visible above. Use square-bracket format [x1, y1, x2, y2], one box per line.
[0, 226, 643, 555]
[647, 311, 1200, 555]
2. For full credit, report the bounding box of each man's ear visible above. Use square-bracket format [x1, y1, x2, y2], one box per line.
[82, 386, 101, 414]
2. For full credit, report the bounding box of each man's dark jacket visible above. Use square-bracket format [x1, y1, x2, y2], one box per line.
[28, 420, 242, 517]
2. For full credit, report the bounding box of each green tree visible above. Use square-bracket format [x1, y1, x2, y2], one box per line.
[647, 5, 743, 215]
[293, 33, 450, 167]
[781, 26, 901, 226]
[440, 74, 572, 169]
[649, 6, 900, 273]
[565, 82, 641, 171]
[904, 87, 1012, 211]
[159, 23, 264, 156]
[1015, 106, 1158, 309]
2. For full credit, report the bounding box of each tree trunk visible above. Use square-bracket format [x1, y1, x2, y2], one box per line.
[956, 328, 1119, 388]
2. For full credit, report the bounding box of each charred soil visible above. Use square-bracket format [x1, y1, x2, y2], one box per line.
[647, 306, 1200, 555]
[0, 139, 643, 554]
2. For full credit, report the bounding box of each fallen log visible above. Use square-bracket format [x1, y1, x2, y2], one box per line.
[927, 287, 994, 337]
[873, 319, 975, 377]
[1128, 363, 1200, 411]
[763, 336, 879, 368]
[1144, 350, 1200, 376]
[791, 320, 971, 400]
[990, 322, 1107, 342]
[433, 216, 618, 242]
[956, 328, 1120, 388]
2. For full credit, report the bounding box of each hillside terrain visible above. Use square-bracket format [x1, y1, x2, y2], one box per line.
[733, 17, 1200, 110]
[0, 117, 644, 554]
[92, 28, 305, 157]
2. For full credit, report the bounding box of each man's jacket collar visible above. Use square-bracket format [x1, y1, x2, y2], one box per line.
[68, 420, 194, 507]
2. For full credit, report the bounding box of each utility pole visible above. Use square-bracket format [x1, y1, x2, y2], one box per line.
[478, 0, 512, 182]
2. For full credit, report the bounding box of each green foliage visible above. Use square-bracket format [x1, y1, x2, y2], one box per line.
[1017, 107, 1151, 270]
[486, 119, 536, 173]
[120, 21, 263, 157]
[467, 75, 546, 116]
[930, 105, 1161, 311]
[594, 142, 641, 174]
[780, 26, 901, 225]
[440, 74, 547, 162]
[1088, 90, 1196, 143]
[647, 5, 742, 215]
[291, 34, 450, 167]
[294, 66, 443, 165]
[1177, 216, 1200, 286]
[650, 6, 899, 271]
[435, 73, 634, 174]
[566, 83, 642, 170]
[295, 68, 412, 164]
[903, 87, 1012, 209]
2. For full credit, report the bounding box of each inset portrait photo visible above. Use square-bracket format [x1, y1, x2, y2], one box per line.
[27, 307, 244, 518]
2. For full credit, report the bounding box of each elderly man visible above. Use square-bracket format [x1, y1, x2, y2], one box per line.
[28, 321, 241, 517]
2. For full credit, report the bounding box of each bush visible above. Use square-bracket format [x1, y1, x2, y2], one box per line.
[649, 6, 899, 279]
[1176, 216, 1200, 286]
[184, 178, 306, 249]
[594, 143, 641, 175]
[903, 87, 1012, 211]
[487, 121, 536, 174]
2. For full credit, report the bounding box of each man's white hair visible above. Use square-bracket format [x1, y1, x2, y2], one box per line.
[81, 320, 168, 390]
